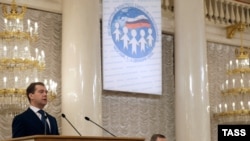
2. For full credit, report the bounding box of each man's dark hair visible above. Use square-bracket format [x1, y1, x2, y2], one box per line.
[150, 134, 166, 141]
[26, 82, 45, 102]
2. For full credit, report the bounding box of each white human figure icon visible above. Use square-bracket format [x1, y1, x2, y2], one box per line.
[138, 29, 147, 52]
[129, 29, 138, 54]
[113, 22, 121, 41]
[121, 26, 130, 49]
[147, 28, 154, 47]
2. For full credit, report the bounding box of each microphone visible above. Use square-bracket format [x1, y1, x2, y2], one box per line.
[84, 116, 116, 137]
[61, 113, 82, 136]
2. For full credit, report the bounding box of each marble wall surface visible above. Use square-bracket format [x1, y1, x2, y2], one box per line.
[102, 34, 175, 141]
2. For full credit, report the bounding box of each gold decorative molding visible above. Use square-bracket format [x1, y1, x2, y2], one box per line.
[2, 0, 26, 20]
[226, 23, 245, 39]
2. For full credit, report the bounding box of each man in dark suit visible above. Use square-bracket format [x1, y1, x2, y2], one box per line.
[12, 82, 59, 138]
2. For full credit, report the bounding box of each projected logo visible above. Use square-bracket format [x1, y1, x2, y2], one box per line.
[110, 5, 157, 61]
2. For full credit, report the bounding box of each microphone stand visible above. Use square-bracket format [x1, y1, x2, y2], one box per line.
[85, 117, 116, 137]
[62, 114, 82, 136]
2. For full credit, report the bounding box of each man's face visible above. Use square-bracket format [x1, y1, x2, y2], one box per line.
[156, 137, 167, 141]
[29, 85, 48, 109]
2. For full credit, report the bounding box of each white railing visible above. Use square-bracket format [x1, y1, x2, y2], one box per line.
[161, 0, 174, 13]
[205, 0, 250, 26]
[161, 0, 250, 27]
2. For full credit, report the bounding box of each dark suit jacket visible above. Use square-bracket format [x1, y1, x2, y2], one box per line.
[12, 108, 59, 138]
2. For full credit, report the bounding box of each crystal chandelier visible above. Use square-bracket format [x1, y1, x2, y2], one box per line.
[0, 0, 57, 115]
[214, 23, 250, 123]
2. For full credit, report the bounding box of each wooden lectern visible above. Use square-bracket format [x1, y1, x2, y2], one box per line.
[3, 135, 145, 141]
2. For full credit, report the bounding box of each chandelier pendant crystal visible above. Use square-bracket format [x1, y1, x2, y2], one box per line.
[214, 22, 250, 123]
[0, 0, 57, 115]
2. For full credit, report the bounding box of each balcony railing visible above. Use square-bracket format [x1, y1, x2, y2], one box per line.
[161, 0, 250, 27]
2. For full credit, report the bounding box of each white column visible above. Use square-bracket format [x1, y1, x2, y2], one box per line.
[61, 0, 102, 136]
[174, 0, 211, 141]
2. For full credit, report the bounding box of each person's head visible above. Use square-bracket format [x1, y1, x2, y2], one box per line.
[26, 82, 48, 109]
[150, 134, 167, 141]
